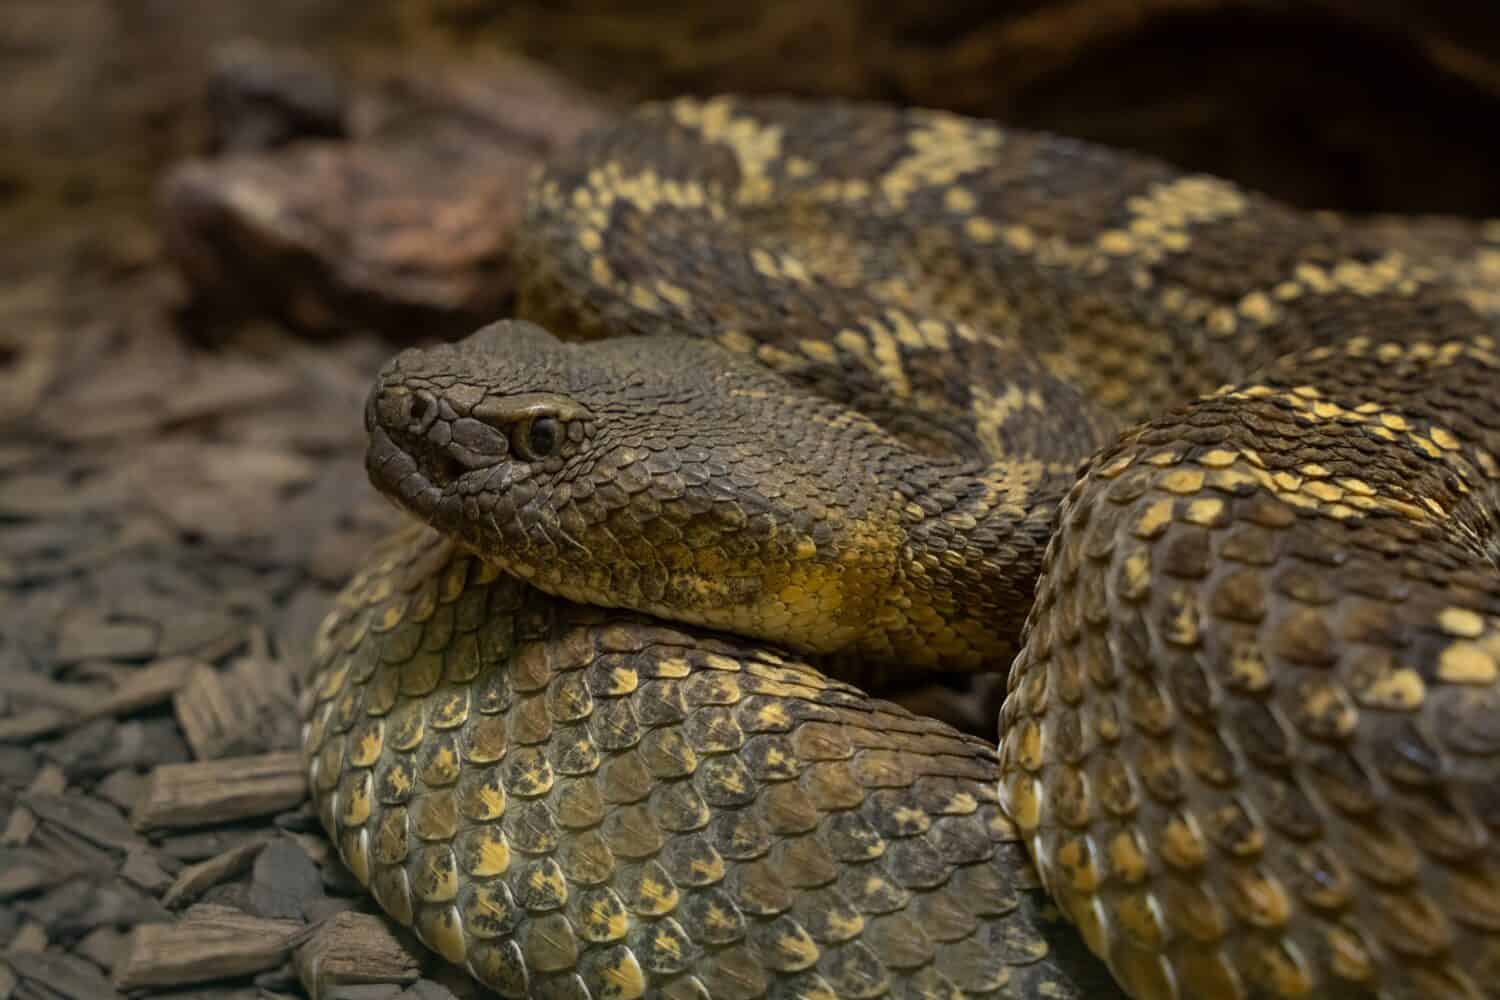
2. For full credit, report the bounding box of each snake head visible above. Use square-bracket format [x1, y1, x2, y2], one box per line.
[362, 318, 918, 656]
[365, 320, 597, 525]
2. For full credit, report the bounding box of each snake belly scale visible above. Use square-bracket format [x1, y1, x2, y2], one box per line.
[301, 97, 1500, 999]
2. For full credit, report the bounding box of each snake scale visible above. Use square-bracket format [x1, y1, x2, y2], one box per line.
[300, 97, 1500, 999]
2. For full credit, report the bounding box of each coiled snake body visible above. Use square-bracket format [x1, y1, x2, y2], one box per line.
[301, 98, 1500, 999]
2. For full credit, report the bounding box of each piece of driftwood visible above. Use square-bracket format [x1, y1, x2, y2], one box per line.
[112, 903, 303, 990]
[131, 753, 306, 830]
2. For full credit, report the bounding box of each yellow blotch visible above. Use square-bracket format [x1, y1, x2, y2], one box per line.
[1198, 449, 1238, 468]
[628, 285, 660, 312]
[474, 835, 511, 876]
[1303, 481, 1343, 503]
[1134, 498, 1175, 538]
[656, 280, 692, 309]
[1238, 291, 1279, 325]
[1098, 231, 1135, 255]
[1438, 608, 1487, 639]
[1108, 830, 1149, 883]
[1361, 667, 1425, 709]
[1430, 426, 1461, 451]
[1184, 498, 1226, 525]
[1004, 225, 1037, 252]
[1159, 468, 1206, 495]
[944, 187, 976, 213]
[1438, 642, 1497, 684]
[751, 248, 780, 279]
[965, 217, 998, 243]
[1122, 550, 1152, 597]
[824, 905, 866, 940]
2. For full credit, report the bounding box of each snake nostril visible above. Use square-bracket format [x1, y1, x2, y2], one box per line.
[409, 391, 437, 431]
[430, 451, 464, 485]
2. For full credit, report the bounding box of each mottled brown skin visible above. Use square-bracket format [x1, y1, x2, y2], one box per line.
[305, 96, 1500, 999]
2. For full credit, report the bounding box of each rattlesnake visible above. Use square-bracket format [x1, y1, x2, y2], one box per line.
[303, 97, 1500, 999]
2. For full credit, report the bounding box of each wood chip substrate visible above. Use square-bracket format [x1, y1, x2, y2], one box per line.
[0, 30, 606, 1000]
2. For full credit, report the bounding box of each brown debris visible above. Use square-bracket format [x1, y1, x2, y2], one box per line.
[3, 950, 122, 1000]
[0, 849, 73, 899]
[0, 673, 107, 718]
[8, 923, 47, 953]
[2, 765, 65, 846]
[173, 663, 264, 760]
[0, 710, 70, 744]
[160, 49, 615, 338]
[295, 912, 424, 997]
[131, 753, 306, 831]
[20, 792, 147, 856]
[81, 658, 198, 721]
[163, 837, 272, 908]
[53, 619, 159, 665]
[3, 10, 512, 1000]
[112, 903, 303, 991]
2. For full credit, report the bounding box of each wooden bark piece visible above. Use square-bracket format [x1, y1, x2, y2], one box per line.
[112, 903, 302, 990]
[131, 753, 305, 830]
[295, 911, 424, 996]
[173, 663, 257, 760]
[83, 657, 197, 720]
[163, 837, 272, 908]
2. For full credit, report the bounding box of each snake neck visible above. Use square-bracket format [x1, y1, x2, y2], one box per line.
[853, 455, 1068, 672]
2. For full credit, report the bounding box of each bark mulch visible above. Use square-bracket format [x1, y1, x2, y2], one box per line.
[0, 44, 606, 1000]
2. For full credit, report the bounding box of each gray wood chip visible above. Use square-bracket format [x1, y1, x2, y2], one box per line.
[2, 765, 65, 846]
[163, 837, 271, 908]
[81, 657, 197, 720]
[91, 770, 145, 814]
[54, 621, 158, 664]
[0, 709, 69, 744]
[119, 850, 174, 895]
[72, 926, 126, 972]
[2, 950, 122, 1000]
[21, 793, 146, 856]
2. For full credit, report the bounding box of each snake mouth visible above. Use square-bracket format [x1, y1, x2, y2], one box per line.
[363, 383, 472, 524]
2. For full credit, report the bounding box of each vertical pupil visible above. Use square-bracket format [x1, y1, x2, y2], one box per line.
[528, 417, 559, 456]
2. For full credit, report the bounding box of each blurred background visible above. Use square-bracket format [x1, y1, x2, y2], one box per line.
[6, 0, 1500, 348]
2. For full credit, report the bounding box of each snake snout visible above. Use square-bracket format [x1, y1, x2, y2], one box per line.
[367, 379, 514, 498]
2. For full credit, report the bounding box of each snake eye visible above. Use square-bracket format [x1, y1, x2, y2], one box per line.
[515, 415, 562, 460]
